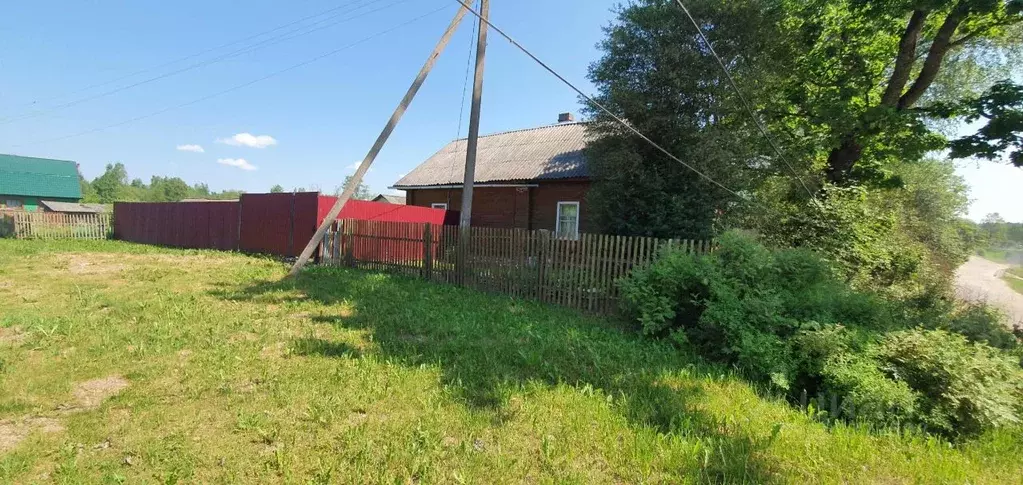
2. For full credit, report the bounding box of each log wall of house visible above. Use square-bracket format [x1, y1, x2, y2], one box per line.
[404, 180, 591, 232]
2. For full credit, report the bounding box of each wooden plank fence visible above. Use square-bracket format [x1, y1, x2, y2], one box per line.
[320, 219, 713, 315]
[11, 212, 112, 240]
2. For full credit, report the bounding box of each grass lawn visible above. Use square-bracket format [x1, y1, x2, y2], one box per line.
[979, 248, 1023, 265]
[1, 240, 1022, 483]
[1005, 267, 1023, 295]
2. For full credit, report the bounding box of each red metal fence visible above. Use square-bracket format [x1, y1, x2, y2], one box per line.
[113, 194, 451, 257]
[114, 202, 239, 250]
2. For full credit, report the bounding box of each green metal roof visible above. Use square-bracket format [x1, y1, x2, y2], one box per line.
[0, 153, 82, 199]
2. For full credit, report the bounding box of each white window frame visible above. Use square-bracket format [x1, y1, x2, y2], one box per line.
[4, 199, 23, 209]
[431, 203, 448, 210]
[555, 201, 581, 240]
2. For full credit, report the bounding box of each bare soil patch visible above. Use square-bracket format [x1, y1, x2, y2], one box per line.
[66, 255, 126, 275]
[0, 326, 26, 346]
[71, 376, 130, 410]
[0, 417, 64, 453]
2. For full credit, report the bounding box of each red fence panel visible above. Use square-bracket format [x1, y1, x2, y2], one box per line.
[114, 201, 240, 250]
[239, 193, 303, 256]
[114, 194, 455, 257]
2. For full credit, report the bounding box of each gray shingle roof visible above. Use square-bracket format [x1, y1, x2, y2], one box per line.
[40, 200, 109, 213]
[392, 122, 590, 188]
[373, 194, 406, 204]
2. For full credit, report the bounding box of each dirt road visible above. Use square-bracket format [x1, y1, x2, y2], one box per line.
[955, 256, 1023, 326]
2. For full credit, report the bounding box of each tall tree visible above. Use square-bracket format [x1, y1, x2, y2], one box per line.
[91, 163, 129, 203]
[773, 0, 1023, 183]
[982, 212, 1009, 244]
[336, 176, 372, 201]
[585, 0, 776, 238]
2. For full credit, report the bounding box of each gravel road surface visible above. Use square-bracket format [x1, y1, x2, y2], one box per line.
[955, 256, 1023, 326]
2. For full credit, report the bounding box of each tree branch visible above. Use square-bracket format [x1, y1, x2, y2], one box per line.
[881, 10, 928, 107]
[898, 4, 968, 109]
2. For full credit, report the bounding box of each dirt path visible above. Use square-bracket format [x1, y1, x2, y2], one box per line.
[955, 256, 1023, 326]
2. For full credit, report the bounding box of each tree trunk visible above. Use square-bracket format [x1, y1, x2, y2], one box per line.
[826, 135, 863, 183]
[881, 10, 928, 107]
[827, 4, 966, 182]
[898, 4, 966, 109]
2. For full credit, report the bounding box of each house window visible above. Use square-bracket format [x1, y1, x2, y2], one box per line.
[556, 201, 580, 240]
[431, 203, 448, 210]
[4, 199, 23, 209]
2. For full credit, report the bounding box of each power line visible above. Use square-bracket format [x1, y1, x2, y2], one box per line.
[11, 3, 453, 149]
[0, 0, 414, 126]
[672, 0, 816, 200]
[449, 0, 775, 213]
[1, 0, 391, 114]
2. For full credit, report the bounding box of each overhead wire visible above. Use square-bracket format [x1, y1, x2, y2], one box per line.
[671, 0, 817, 200]
[11, 3, 454, 149]
[449, 0, 778, 214]
[2, 0, 396, 114]
[455, 0, 479, 140]
[0, 0, 416, 125]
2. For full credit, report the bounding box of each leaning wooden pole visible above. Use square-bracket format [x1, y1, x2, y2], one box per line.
[287, 5, 470, 278]
[458, 0, 489, 229]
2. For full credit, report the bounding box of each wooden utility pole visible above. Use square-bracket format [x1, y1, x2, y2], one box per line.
[288, 4, 470, 278]
[458, 0, 489, 228]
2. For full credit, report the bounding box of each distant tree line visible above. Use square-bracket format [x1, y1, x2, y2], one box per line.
[978, 213, 1023, 247]
[80, 163, 243, 203]
[80, 164, 376, 204]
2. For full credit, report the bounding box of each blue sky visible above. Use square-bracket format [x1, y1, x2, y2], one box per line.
[1, 0, 1020, 221]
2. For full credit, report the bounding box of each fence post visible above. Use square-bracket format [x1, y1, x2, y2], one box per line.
[422, 223, 433, 281]
[344, 220, 356, 268]
[536, 229, 551, 302]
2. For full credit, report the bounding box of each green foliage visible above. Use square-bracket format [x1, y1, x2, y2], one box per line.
[939, 80, 1023, 167]
[621, 231, 1023, 438]
[876, 329, 1023, 438]
[755, 157, 975, 300]
[941, 302, 1020, 351]
[80, 163, 243, 203]
[584, 0, 775, 239]
[269, 184, 285, 193]
[818, 349, 919, 427]
[621, 231, 892, 391]
[337, 176, 372, 201]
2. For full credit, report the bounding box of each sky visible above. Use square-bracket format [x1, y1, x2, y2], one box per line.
[1, 0, 1019, 221]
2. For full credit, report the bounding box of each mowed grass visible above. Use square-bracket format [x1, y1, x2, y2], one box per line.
[1, 241, 1021, 484]
[1005, 267, 1023, 295]
[979, 248, 1013, 264]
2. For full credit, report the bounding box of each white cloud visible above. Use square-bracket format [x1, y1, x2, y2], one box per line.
[217, 132, 278, 149]
[217, 158, 257, 171]
[176, 144, 205, 153]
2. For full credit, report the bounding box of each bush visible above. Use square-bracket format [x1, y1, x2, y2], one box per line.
[876, 329, 1023, 438]
[943, 303, 1019, 351]
[621, 231, 1023, 438]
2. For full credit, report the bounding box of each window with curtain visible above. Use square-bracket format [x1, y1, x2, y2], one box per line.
[556, 201, 580, 240]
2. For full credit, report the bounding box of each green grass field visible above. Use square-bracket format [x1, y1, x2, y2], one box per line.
[2, 240, 1022, 483]
[980, 248, 1023, 265]
[1005, 267, 1023, 295]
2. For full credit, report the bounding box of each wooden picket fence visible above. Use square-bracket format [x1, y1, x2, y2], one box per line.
[320, 219, 713, 315]
[10, 212, 112, 240]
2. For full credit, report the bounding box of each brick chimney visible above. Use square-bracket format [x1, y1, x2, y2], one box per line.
[558, 112, 574, 123]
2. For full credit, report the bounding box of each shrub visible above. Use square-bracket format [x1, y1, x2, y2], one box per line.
[943, 303, 1019, 351]
[820, 352, 919, 427]
[621, 231, 1023, 438]
[620, 231, 873, 391]
[876, 329, 1023, 438]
